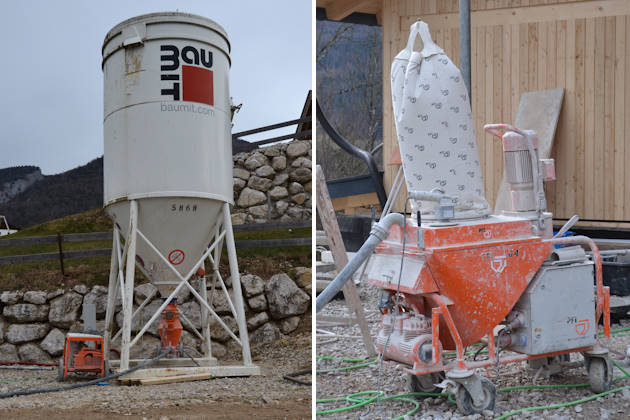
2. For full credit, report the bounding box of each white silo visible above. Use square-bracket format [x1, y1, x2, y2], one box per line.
[101, 12, 258, 377]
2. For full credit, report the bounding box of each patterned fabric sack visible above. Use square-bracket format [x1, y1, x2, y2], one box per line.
[391, 21, 489, 219]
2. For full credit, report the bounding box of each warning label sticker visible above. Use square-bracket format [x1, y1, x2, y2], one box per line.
[168, 249, 185, 265]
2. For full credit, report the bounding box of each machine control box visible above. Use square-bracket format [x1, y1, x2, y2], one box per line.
[509, 261, 596, 355]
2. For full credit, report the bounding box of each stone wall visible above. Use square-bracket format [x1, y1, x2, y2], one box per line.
[231, 139, 312, 225]
[0, 268, 311, 363]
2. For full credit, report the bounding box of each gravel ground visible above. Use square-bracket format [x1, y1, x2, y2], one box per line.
[0, 321, 312, 420]
[316, 283, 630, 420]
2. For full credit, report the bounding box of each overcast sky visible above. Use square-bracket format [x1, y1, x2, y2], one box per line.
[0, 1, 312, 174]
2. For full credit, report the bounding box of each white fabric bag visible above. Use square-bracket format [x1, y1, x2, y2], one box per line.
[391, 21, 489, 219]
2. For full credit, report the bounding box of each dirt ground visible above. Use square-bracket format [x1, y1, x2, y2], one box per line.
[0, 322, 312, 420]
[316, 284, 630, 420]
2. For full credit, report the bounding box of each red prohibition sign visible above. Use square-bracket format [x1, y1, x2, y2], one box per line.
[168, 249, 185, 265]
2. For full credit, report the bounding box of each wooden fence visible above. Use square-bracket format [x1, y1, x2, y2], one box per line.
[0, 221, 311, 266]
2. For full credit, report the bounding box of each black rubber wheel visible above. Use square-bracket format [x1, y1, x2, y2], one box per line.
[455, 377, 496, 415]
[57, 358, 65, 382]
[587, 357, 612, 394]
[407, 371, 446, 396]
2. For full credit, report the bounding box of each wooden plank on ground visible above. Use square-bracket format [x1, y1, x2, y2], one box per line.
[136, 373, 214, 386]
[494, 88, 564, 213]
[116, 365, 260, 382]
[315, 165, 376, 357]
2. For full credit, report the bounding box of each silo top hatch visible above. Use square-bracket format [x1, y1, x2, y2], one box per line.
[102, 12, 231, 69]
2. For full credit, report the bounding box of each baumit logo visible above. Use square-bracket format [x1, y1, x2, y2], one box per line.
[160, 45, 214, 106]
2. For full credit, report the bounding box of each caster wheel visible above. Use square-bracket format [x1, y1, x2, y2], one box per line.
[407, 371, 446, 396]
[57, 358, 65, 382]
[587, 357, 613, 394]
[455, 377, 496, 415]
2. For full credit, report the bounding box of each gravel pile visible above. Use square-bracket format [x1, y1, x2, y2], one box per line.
[316, 283, 630, 419]
[0, 326, 311, 419]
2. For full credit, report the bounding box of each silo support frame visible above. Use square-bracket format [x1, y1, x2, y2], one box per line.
[222, 202, 252, 365]
[103, 201, 259, 377]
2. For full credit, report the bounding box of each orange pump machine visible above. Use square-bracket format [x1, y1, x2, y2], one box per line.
[367, 124, 612, 414]
[58, 333, 106, 381]
[317, 124, 612, 415]
[57, 300, 183, 382]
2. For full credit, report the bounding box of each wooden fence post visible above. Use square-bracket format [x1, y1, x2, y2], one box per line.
[56, 231, 65, 276]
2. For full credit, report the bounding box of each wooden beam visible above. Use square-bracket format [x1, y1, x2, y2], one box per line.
[408, 0, 630, 30]
[326, 0, 377, 21]
[331, 192, 380, 212]
[116, 364, 261, 383]
[135, 373, 214, 386]
[316, 165, 376, 357]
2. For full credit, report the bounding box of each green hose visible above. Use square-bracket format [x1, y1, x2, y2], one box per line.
[317, 380, 630, 418]
[316, 356, 378, 373]
[317, 326, 630, 417]
[317, 390, 442, 419]
[493, 384, 630, 420]
[317, 332, 630, 418]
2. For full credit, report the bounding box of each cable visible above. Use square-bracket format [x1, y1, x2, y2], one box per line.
[0, 348, 172, 399]
[473, 343, 488, 361]
[181, 348, 200, 367]
[376, 197, 411, 414]
[283, 369, 312, 386]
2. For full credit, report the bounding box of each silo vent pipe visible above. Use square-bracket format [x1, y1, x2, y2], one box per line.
[316, 213, 405, 312]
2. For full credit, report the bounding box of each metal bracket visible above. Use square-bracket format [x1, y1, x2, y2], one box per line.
[122, 23, 146, 47]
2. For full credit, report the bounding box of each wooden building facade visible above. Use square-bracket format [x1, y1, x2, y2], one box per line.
[318, 0, 630, 229]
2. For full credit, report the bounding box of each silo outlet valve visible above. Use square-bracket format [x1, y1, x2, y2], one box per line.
[158, 298, 183, 355]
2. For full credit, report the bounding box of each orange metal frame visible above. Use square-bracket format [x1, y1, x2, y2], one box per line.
[61, 336, 106, 380]
[371, 220, 611, 377]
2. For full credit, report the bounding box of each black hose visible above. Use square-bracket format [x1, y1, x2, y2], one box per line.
[181, 348, 200, 367]
[473, 343, 488, 361]
[316, 101, 387, 207]
[0, 348, 172, 399]
[283, 369, 312, 386]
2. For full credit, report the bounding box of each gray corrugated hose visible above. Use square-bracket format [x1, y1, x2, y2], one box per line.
[316, 213, 405, 312]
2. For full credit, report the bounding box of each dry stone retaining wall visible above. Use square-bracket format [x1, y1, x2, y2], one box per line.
[231, 139, 312, 225]
[0, 268, 311, 363]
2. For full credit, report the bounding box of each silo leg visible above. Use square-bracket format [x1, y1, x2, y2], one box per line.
[199, 261, 212, 358]
[103, 228, 119, 364]
[222, 202, 252, 365]
[121, 200, 138, 370]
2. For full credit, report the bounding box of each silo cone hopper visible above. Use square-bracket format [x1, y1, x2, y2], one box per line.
[100, 12, 260, 379]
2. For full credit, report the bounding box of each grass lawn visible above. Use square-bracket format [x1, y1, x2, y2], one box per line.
[0, 208, 311, 291]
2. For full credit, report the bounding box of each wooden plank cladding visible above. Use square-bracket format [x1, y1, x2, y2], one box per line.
[378, 0, 630, 225]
